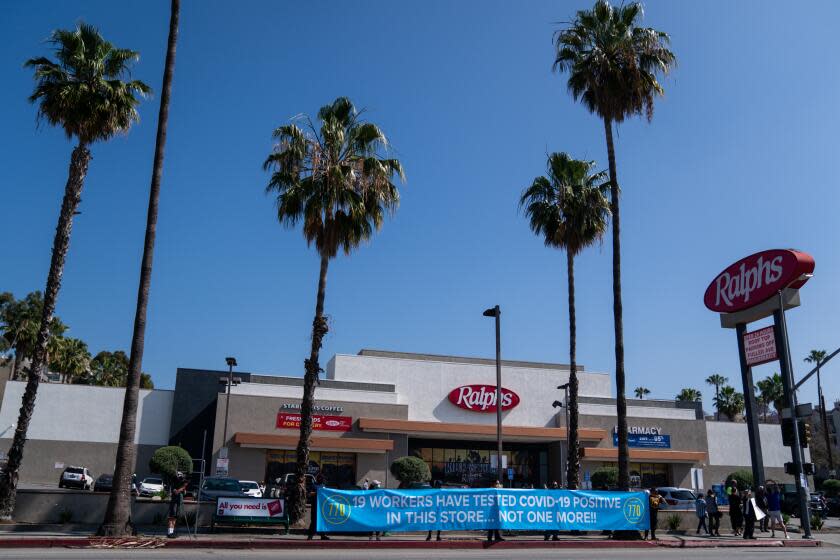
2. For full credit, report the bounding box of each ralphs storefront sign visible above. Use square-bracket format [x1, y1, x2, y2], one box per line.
[703, 249, 814, 313]
[448, 384, 520, 413]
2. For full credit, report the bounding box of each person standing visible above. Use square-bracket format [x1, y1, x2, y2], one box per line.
[766, 484, 789, 539]
[756, 486, 769, 532]
[543, 481, 560, 541]
[643, 488, 663, 540]
[729, 487, 743, 536]
[307, 474, 329, 541]
[695, 492, 708, 535]
[487, 480, 505, 542]
[166, 472, 189, 539]
[741, 489, 757, 539]
[705, 489, 721, 537]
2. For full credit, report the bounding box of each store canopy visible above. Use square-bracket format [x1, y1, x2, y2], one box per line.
[580, 447, 707, 463]
[233, 432, 394, 454]
[358, 418, 607, 442]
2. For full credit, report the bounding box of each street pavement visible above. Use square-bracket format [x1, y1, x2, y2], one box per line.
[0, 548, 837, 560]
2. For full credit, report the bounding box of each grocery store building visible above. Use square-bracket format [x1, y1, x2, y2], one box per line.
[0, 350, 803, 490]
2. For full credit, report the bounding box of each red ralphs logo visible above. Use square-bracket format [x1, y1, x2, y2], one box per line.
[448, 385, 519, 412]
[704, 249, 814, 313]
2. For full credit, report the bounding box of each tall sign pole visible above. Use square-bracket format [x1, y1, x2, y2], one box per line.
[774, 293, 812, 538]
[484, 305, 504, 483]
[735, 322, 765, 488]
[704, 248, 815, 540]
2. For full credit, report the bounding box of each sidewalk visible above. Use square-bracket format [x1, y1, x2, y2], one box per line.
[0, 527, 827, 549]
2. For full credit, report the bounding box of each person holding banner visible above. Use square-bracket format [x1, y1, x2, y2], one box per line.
[643, 488, 663, 540]
[307, 474, 329, 541]
[486, 480, 505, 542]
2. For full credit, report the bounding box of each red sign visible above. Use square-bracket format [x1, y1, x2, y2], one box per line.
[448, 385, 520, 412]
[703, 249, 814, 313]
[276, 413, 352, 432]
[743, 326, 778, 366]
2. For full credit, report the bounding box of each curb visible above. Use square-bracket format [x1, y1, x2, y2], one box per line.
[0, 537, 823, 549]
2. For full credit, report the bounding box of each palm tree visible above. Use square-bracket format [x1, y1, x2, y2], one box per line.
[520, 153, 610, 490]
[0, 23, 148, 520]
[676, 388, 702, 402]
[553, 0, 675, 490]
[0, 292, 66, 381]
[705, 374, 728, 421]
[756, 373, 784, 418]
[264, 97, 404, 522]
[715, 386, 745, 421]
[99, 0, 180, 537]
[805, 349, 834, 471]
[49, 337, 90, 383]
[634, 387, 650, 400]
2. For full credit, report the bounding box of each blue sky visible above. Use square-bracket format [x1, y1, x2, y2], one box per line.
[2, 1, 839, 408]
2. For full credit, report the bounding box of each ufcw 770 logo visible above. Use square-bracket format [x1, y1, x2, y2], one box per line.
[321, 494, 351, 525]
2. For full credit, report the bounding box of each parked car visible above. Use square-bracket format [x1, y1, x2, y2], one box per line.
[94, 473, 113, 493]
[810, 492, 828, 519]
[138, 477, 165, 497]
[240, 480, 263, 498]
[656, 487, 697, 509]
[58, 466, 94, 490]
[199, 477, 244, 501]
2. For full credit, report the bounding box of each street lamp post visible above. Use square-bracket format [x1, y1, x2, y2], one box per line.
[483, 305, 504, 484]
[221, 356, 237, 455]
[553, 383, 570, 488]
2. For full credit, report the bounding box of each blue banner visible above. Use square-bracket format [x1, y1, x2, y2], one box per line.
[613, 433, 671, 448]
[317, 488, 648, 532]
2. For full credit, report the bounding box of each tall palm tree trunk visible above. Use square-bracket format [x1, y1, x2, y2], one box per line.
[603, 116, 629, 491]
[289, 254, 330, 524]
[0, 144, 90, 519]
[566, 251, 580, 490]
[715, 384, 720, 421]
[100, 0, 179, 536]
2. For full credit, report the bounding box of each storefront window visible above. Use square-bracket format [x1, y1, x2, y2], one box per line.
[409, 439, 546, 488]
[265, 450, 356, 488]
[607, 462, 669, 488]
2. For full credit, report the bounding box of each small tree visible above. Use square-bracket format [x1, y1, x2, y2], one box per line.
[591, 467, 618, 490]
[822, 479, 840, 497]
[389, 457, 430, 488]
[149, 446, 192, 488]
[726, 469, 754, 492]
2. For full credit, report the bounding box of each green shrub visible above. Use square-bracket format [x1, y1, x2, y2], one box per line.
[666, 514, 682, 532]
[822, 479, 840, 497]
[389, 456, 430, 487]
[149, 445, 192, 485]
[590, 467, 618, 490]
[726, 469, 754, 492]
[782, 513, 790, 526]
[811, 515, 824, 531]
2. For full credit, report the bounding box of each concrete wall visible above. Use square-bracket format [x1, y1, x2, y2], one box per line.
[328, 353, 612, 427]
[0, 382, 173, 444]
[12, 490, 215, 526]
[705, 421, 810, 468]
[231, 382, 399, 405]
[0, 440, 160, 485]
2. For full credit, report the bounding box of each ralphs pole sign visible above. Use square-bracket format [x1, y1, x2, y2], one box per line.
[705, 248, 815, 537]
[703, 249, 814, 313]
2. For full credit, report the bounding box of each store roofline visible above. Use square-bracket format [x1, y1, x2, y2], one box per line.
[353, 349, 582, 372]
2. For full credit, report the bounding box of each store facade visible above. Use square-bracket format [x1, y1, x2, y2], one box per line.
[169, 349, 802, 491]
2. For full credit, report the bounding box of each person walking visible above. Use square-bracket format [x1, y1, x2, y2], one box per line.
[643, 488, 663, 540]
[729, 487, 743, 536]
[705, 489, 721, 536]
[487, 480, 504, 542]
[756, 486, 769, 532]
[766, 484, 789, 539]
[695, 492, 709, 535]
[741, 489, 757, 540]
